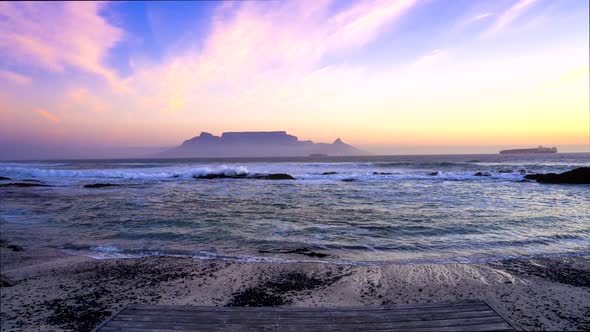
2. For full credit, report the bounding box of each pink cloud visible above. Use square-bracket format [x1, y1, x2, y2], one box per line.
[35, 108, 61, 123]
[0, 70, 32, 86]
[0, 2, 128, 93]
[63, 88, 108, 113]
[127, 0, 417, 112]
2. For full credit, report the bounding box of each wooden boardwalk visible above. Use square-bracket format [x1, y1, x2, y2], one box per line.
[94, 300, 521, 331]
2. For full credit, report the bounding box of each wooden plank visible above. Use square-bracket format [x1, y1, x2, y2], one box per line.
[104, 316, 510, 331]
[91, 305, 127, 332]
[114, 309, 498, 325]
[97, 300, 518, 332]
[122, 303, 491, 316]
[127, 300, 483, 311]
[111, 314, 506, 328]
[483, 300, 525, 331]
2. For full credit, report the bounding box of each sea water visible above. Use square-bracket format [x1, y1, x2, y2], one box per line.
[0, 153, 589, 264]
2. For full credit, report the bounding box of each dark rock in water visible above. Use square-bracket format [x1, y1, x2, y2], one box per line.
[195, 173, 294, 180]
[0, 274, 15, 287]
[0, 182, 51, 187]
[373, 172, 392, 175]
[524, 174, 543, 180]
[428, 171, 439, 176]
[22, 179, 42, 182]
[474, 172, 491, 177]
[321, 172, 338, 175]
[83, 183, 121, 188]
[524, 167, 590, 184]
[518, 169, 527, 174]
[341, 178, 356, 182]
[252, 173, 295, 180]
[499, 169, 513, 173]
[0, 176, 11, 180]
[259, 247, 329, 258]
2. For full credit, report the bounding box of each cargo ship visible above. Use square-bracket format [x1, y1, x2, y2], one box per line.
[499, 146, 557, 154]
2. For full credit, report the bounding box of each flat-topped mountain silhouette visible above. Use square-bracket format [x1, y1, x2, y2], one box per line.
[160, 131, 365, 157]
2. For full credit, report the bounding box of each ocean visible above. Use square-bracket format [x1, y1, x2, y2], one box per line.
[1, 153, 589, 265]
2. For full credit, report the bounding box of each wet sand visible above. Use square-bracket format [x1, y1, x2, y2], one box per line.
[1, 244, 589, 331]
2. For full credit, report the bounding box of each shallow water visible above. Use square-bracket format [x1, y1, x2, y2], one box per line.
[1, 153, 589, 264]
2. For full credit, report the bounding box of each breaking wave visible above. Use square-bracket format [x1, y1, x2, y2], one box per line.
[0, 165, 249, 180]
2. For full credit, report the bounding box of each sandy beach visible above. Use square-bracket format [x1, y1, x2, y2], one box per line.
[1, 242, 589, 332]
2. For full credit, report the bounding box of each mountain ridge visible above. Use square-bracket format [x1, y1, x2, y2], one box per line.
[160, 131, 366, 158]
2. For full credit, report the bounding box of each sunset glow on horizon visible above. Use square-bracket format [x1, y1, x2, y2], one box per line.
[0, 0, 588, 158]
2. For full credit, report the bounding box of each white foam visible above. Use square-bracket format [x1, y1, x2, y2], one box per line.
[0, 165, 250, 181]
[90, 245, 121, 253]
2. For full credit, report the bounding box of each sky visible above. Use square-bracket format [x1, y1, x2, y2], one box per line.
[0, 0, 588, 159]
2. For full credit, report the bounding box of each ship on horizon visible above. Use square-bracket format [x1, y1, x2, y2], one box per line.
[499, 146, 557, 154]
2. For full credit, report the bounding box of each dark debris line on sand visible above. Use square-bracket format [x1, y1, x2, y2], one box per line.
[491, 259, 590, 330]
[226, 271, 350, 307]
[491, 259, 590, 288]
[40, 258, 198, 331]
[0, 239, 24, 252]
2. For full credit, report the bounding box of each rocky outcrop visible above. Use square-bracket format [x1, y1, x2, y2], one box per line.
[474, 172, 491, 177]
[160, 131, 365, 158]
[0, 176, 11, 180]
[251, 173, 295, 180]
[524, 167, 590, 184]
[194, 173, 295, 180]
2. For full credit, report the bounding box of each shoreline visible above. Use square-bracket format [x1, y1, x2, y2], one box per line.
[1, 245, 589, 331]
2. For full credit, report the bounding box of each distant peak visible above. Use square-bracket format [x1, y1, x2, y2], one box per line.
[333, 138, 344, 145]
[200, 132, 214, 137]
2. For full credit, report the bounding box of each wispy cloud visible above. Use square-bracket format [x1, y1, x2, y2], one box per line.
[0, 2, 128, 92]
[127, 0, 417, 113]
[464, 12, 493, 27]
[486, 0, 538, 35]
[0, 70, 31, 86]
[35, 108, 61, 123]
